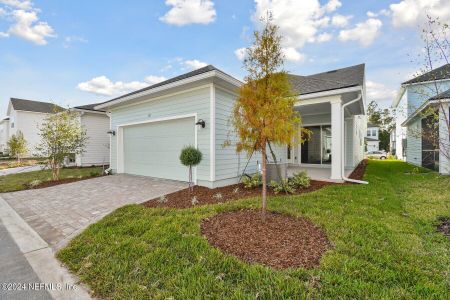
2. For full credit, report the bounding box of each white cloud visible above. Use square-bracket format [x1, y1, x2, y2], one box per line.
[252, 0, 339, 49]
[184, 59, 208, 70]
[338, 18, 382, 47]
[331, 14, 352, 27]
[0, 0, 32, 10]
[77, 76, 148, 96]
[8, 9, 55, 45]
[390, 0, 450, 27]
[315, 32, 332, 42]
[366, 80, 397, 103]
[323, 0, 341, 13]
[0, 31, 9, 37]
[234, 47, 247, 61]
[145, 75, 167, 84]
[63, 35, 87, 48]
[160, 0, 216, 26]
[282, 47, 305, 62]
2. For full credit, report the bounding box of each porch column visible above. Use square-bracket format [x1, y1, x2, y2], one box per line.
[330, 97, 343, 180]
[439, 103, 450, 174]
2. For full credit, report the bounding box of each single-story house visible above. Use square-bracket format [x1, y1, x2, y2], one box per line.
[70, 103, 110, 167]
[96, 64, 366, 187]
[392, 63, 450, 174]
[0, 117, 10, 154]
[6, 98, 64, 156]
[365, 124, 380, 152]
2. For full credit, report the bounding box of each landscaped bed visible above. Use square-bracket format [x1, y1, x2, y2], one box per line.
[57, 161, 450, 299]
[0, 166, 104, 193]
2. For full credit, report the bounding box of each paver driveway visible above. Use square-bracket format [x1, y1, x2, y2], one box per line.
[2, 174, 187, 249]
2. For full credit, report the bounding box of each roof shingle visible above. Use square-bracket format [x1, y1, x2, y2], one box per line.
[10, 98, 64, 114]
[403, 64, 450, 85]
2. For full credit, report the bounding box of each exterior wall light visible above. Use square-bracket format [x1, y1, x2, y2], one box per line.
[196, 119, 206, 128]
[107, 130, 116, 136]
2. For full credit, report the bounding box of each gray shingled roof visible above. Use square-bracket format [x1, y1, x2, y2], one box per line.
[99, 65, 219, 106]
[288, 63, 365, 95]
[73, 103, 106, 112]
[403, 64, 450, 85]
[10, 98, 64, 113]
[428, 88, 450, 100]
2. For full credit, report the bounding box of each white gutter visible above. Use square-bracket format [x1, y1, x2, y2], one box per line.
[298, 86, 362, 101]
[341, 93, 368, 184]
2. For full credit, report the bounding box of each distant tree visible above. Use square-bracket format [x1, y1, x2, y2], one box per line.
[230, 14, 302, 220]
[7, 131, 27, 163]
[179, 146, 202, 193]
[36, 108, 87, 181]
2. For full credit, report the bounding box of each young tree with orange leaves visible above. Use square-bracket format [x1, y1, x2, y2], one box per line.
[231, 15, 302, 219]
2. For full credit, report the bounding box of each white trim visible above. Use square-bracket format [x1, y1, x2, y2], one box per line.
[116, 113, 198, 184]
[401, 99, 450, 126]
[210, 84, 216, 182]
[108, 111, 112, 168]
[70, 108, 107, 115]
[108, 84, 212, 112]
[402, 78, 450, 87]
[96, 70, 242, 110]
[298, 86, 362, 101]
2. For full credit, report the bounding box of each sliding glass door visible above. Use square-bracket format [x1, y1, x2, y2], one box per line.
[301, 125, 332, 165]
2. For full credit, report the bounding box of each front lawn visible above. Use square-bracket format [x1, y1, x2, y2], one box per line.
[0, 167, 103, 193]
[57, 161, 450, 299]
[0, 157, 45, 170]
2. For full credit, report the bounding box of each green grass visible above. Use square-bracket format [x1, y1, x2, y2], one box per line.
[57, 161, 450, 299]
[0, 167, 103, 193]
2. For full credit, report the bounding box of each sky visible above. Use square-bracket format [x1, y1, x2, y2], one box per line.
[1, 0, 449, 116]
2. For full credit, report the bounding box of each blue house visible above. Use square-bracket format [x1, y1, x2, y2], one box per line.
[392, 64, 450, 174]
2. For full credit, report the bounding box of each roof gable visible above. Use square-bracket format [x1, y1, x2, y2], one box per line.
[73, 103, 106, 112]
[10, 98, 64, 114]
[403, 63, 450, 85]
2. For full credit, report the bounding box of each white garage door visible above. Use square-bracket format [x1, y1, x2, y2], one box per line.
[123, 117, 195, 181]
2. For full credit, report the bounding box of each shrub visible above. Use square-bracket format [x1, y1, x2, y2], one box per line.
[289, 171, 311, 189]
[179, 146, 202, 192]
[212, 193, 223, 201]
[270, 179, 295, 194]
[157, 195, 168, 204]
[191, 196, 199, 206]
[242, 173, 262, 188]
[28, 179, 42, 188]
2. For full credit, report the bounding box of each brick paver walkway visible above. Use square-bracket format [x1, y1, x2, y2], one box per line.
[2, 174, 187, 249]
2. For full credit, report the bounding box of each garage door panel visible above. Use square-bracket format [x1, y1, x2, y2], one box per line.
[123, 117, 195, 181]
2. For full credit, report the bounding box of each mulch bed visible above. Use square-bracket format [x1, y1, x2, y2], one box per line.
[201, 209, 331, 269]
[144, 180, 333, 209]
[437, 217, 450, 239]
[348, 159, 368, 181]
[26, 175, 103, 190]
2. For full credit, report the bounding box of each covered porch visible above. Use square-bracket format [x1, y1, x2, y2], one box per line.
[284, 87, 366, 182]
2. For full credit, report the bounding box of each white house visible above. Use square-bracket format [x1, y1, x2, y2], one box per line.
[392, 63, 450, 174]
[365, 124, 380, 152]
[6, 98, 63, 156]
[96, 64, 367, 187]
[71, 103, 110, 167]
[0, 117, 9, 154]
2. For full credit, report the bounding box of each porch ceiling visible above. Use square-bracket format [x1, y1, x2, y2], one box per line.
[295, 90, 364, 117]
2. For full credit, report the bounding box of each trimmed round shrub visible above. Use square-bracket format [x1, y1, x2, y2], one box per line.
[180, 146, 202, 167]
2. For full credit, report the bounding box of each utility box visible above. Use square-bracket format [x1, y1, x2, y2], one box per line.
[266, 162, 288, 183]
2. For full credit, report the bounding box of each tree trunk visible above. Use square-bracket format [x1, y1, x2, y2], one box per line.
[261, 142, 267, 221]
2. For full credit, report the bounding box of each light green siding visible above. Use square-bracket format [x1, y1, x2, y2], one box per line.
[110, 86, 211, 182]
[406, 118, 422, 166]
[123, 117, 195, 181]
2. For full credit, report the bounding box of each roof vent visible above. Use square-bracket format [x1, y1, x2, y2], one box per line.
[326, 70, 338, 73]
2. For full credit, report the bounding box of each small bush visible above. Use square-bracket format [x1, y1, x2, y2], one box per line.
[289, 171, 311, 189]
[212, 193, 223, 201]
[157, 195, 168, 204]
[28, 179, 42, 188]
[191, 196, 199, 206]
[270, 179, 295, 194]
[233, 187, 240, 194]
[242, 173, 262, 188]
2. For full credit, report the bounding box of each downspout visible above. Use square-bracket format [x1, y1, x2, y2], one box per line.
[341, 93, 368, 184]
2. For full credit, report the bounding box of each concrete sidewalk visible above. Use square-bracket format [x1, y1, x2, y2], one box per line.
[0, 196, 92, 300]
[0, 165, 45, 176]
[0, 219, 52, 300]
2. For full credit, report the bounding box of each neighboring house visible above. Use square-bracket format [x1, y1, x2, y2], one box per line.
[70, 103, 110, 166]
[390, 99, 407, 160]
[365, 124, 380, 152]
[392, 63, 450, 174]
[96, 64, 366, 186]
[0, 117, 10, 154]
[6, 98, 64, 156]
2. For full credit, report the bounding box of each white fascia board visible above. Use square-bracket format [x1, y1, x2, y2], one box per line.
[392, 87, 406, 108]
[298, 86, 362, 101]
[70, 108, 107, 115]
[96, 70, 242, 110]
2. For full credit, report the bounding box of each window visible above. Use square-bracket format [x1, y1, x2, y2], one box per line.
[301, 125, 332, 165]
[367, 130, 371, 137]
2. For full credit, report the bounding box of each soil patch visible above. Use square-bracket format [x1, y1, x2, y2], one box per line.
[437, 217, 450, 239]
[201, 209, 330, 269]
[348, 159, 368, 181]
[26, 175, 103, 190]
[144, 180, 333, 209]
